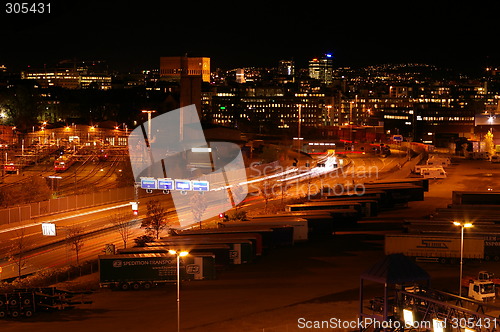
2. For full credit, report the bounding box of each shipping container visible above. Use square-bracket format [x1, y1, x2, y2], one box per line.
[220, 217, 309, 242]
[152, 237, 255, 264]
[452, 191, 500, 205]
[175, 226, 294, 249]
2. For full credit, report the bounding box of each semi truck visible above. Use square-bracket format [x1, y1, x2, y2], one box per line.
[460, 272, 496, 302]
[385, 234, 485, 263]
[98, 253, 216, 290]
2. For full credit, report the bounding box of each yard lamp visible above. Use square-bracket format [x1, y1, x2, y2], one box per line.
[453, 221, 473, 297]
[169, 250, 189, 332]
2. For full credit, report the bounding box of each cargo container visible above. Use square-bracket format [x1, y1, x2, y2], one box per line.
[309, 198, 379, 217]
[152, 237, 256, 264]
[248, 211, 357, 237]
[357, 183, 425, 203]
[117, 244, 232, 267]
[363, 178, 429, 192]
[452, 191, 500, 205]
[219, 217, 309, 242]
[385, 234, 485, 263]
[98, 253, 216, 290]
[175, 226, 294, 249]
[285, 201, 363, 215]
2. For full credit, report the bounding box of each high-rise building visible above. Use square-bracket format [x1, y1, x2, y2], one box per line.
[278, 60, 294, 77]
[309, 54, 334, 84]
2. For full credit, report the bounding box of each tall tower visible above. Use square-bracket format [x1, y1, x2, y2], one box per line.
[160, 56, 210, 118]
[308, 54, 334, 84]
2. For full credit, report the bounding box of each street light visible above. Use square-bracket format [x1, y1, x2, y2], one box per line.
[453, 221, 473, 297]
[141, 110, 156, 140]
[168, 250, 189, 332]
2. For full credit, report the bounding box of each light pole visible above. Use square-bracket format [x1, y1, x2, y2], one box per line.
[453, 221, 473, 297]
[141, 110, 156, 140]
[169, 250, 189, 332]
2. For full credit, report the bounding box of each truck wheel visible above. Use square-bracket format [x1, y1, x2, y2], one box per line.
[24, 310, 33, 318]
[485, 255, 491, 261]
[10, 311, 19, 318]
[23, 298, 31, 306]
[0, 300, 4, 307]
[132, 283, 141, 290]
[439, 258, 447, 264]
[494, 256, 500, 262]
[119, 283, 130, 291]
[143, 282, 152, 290]
[0, 311, 5, 318]
[9, 299, 18, 306]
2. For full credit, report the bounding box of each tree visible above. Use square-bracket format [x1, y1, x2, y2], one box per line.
[258, 180, 277, 213]
[485, 130, 495, 157]
[8, 227, 31, 278]
[142, 199, 168, 239]
[190, 191, 208, 229]
[110, 212, 134, 249]
[66, 225, 85, 266]
[0, 81, 42, 131]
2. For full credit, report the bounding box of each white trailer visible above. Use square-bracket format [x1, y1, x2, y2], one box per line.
[420, 167, 447, 179]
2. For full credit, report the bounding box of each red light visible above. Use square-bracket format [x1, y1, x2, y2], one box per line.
[219, 213, 225, 218]
[133, 210, 138, 216]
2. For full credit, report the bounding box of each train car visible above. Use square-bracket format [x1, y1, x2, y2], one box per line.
[97, 149, 109, 161]
[3, 163, 20, 174]
[54, 155, 75, 172]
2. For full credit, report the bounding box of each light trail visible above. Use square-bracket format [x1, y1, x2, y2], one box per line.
[0, 202, 132, 234]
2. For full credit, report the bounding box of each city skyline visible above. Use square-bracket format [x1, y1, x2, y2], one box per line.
[1, 2, 500, 72]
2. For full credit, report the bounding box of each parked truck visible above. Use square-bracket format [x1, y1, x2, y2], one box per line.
[98, 253, 216, 290]
[385, 234, 485, 263]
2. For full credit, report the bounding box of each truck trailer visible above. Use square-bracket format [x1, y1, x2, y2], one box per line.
[98, 253, 216, 290]
[385, 234, 485, 263]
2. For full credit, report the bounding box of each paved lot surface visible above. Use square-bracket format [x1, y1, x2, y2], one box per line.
[3, 155, 500, 332]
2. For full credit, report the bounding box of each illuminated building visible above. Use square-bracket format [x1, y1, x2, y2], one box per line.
[159, 56, 211, 82]
[21, 69, 111, 90]
[308, 54, 334, 84]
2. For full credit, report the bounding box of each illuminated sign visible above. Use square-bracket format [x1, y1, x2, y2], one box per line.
[140, 177, 157, 189]
[192, 180, 209, 192]
[157, 178, 174, 190]
[175, 179, 192, 191]
[41, 223, 56, 236]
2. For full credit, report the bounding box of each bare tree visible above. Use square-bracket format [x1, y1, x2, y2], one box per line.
[258, 180, 277, 213]
[109, 212, 134, 249]
[66, 225, 85, 266]
[142, 199, 168, 239]
[190, 191, 208, 229]
[8, 227, 31, 278]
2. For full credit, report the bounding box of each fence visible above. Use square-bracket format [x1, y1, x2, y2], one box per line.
[0, 186, 134, 226]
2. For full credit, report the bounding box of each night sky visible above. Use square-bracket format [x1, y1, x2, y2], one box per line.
[1, 1, 499, 73]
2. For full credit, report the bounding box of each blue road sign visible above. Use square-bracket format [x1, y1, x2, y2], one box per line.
[175, 179, 192, 191]
[158, 178, 174, 190]
[140, 177, 158, 190]
[192, 180, 209, 192]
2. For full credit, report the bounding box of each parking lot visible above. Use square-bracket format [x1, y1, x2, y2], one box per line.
[3, 156, 500, 331]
